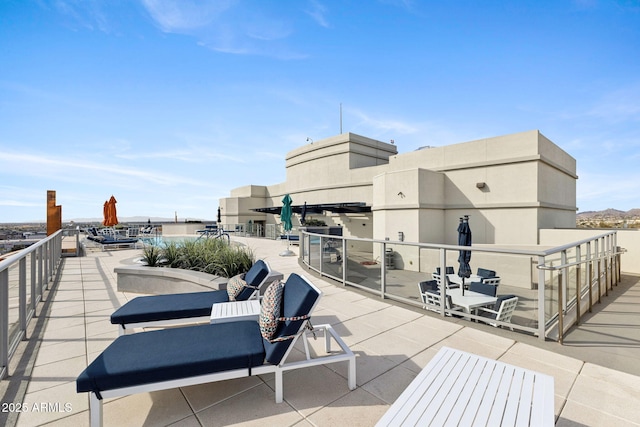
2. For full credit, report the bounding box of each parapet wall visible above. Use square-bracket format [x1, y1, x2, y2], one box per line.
[115, 265, 227, 294]
[540, 228, 640, 275]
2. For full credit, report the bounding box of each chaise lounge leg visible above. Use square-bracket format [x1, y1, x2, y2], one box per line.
[325, 328, 332, 352]
[89, 392, 103, 427]
[348, 357, 356, 390]
[274, 370, 283, 403]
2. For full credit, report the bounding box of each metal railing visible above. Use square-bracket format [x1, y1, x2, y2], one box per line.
[299, 230, 621, 342]
[0, 230, 63, 379]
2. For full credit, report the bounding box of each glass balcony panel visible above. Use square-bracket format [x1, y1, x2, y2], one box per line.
[7, 263, 20, 345]
[345, 240, 380, 292]
[321, 237, 342, 281]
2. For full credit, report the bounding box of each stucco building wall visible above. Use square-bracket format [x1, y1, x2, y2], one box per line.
[219, 130, 577, 253]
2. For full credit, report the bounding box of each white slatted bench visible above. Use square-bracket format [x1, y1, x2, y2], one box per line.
[377, 346, 554, 426]
[210, 299, 261, 324]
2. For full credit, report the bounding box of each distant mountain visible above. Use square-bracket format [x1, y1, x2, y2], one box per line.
[577, 209, 639, 219]
[67, 216, 214, 224]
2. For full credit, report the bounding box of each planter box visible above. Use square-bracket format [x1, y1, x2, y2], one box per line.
[115, 265, 228, 295]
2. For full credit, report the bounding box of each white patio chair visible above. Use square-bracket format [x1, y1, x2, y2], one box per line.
[419, 282, 463, 316]
[431, 272, 459, 289]
[478, 296, 518, 329]
[481, 276, 501, 285]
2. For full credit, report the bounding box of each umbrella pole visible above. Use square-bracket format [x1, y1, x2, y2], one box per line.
[279, 230, 295, 257]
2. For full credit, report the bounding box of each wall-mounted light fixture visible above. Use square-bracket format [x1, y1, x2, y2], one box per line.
[476, 182, 486, 189]
[398, 231, 404, 242]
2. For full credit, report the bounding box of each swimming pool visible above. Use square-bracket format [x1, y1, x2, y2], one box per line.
[139, 236, 200, 246]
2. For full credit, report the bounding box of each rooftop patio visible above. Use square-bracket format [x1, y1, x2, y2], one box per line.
[2, 236, 640, 426]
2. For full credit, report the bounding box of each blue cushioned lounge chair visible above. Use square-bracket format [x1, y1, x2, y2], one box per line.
[86, 227, 140, 250]
[111, 260, 272, 334]
[77, 273, 356, 427]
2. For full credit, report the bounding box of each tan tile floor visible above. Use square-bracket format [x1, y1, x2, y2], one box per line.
[2, 236, 640, 426]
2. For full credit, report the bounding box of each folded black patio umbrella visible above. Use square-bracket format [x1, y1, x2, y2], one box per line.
[457, 216, 472, 296]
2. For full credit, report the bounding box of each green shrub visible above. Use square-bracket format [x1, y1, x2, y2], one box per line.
[304, 218, 327, 226]
[144, 238, 254, 278]
[162, 241, 181, 267]
[141, 245, 163, 267]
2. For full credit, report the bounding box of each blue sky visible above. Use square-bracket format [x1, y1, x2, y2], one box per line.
[1, 0, 639, 223]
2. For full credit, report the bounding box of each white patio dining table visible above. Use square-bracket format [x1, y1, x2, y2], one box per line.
[445, 287, 497, 314]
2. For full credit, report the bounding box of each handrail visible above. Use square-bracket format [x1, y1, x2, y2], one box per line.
[302, 231, 550, 256]
[299, 229, 620, 343]
[0, 230, 63, 380]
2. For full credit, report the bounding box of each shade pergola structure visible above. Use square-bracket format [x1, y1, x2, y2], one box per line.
[253, 202, 370, 215]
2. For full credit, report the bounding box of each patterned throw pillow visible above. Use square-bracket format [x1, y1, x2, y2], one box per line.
[259, 280, 284, 340]
[226, 273, 247, 301]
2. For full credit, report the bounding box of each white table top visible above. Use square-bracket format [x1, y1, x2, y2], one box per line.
[445, 287, 497, 313]
[210, 299, 261, 324]
[376, 346, 555, 426]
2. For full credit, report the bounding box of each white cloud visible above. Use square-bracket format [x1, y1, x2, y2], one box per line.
[51, 0, 113, 33]
[586, 83, 640, 123]
[305, 0, 330, 28]
[349, 107, 419, 135]
[0, 151, 206, 187]
[0, 200, 41, 207]
[140, 0, 235, 33]
[140, 0, 308, 59]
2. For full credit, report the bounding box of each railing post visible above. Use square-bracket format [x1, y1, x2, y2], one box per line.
[0, 269, 8, 378]
[614, 232, 620, 284]
[537, 255, 547, 342]
[319, 236, 324, 277]
[561, 250, 568, 311]
[37, 245, 44, 299]
[601, 237, 608, 297]
[342, 237, 347, 286]
[576, 245, 581, 325]
[595, 239, 602, 304]
[380, 241, 387, 299]
[586, 242, 592, 313]
[558, 254, 565, 344]
[604, 236, 610, 293]
[439, 248, 446, 317]
[31, 251, 37, 310]
[19, 258, 27, 338]
[607, 234, 614, 289]
[44, 240, 50, 290]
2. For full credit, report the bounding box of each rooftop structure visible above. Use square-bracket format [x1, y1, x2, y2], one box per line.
[220, 130, 577, 248]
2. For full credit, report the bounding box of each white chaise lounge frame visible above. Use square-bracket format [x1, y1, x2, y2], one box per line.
[86, 276, 356, 427]
[89, 324, 355, 427]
